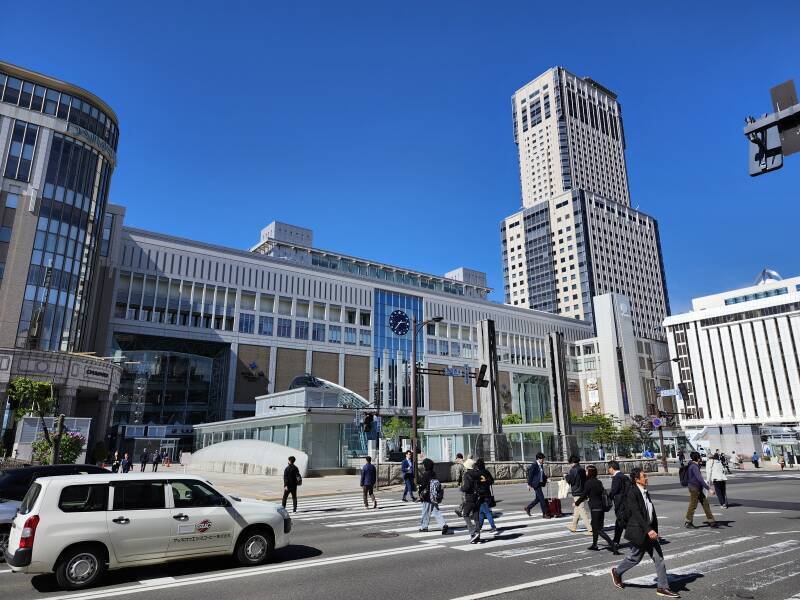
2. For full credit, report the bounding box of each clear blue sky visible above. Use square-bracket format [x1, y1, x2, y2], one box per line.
[4, 2, 799, 313]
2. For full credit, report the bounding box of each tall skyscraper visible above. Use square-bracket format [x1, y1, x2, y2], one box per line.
[502, 67, 670, 341]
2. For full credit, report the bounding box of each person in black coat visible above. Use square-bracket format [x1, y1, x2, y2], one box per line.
[360, 456, 377, 509]
[524, 452, 550, 518]
[139, 449, 149, 472]
[610, 468, 679, 598]
[576, 465, 617, 552]
[607, 460, 629, 549]
[283, 456, 301, 513]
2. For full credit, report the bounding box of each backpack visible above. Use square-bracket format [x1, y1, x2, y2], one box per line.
[678, 465, 690, 487]
[430, 478, 444, 504]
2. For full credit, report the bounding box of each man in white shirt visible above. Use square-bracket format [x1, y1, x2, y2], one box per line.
[611, 468, 678, 598]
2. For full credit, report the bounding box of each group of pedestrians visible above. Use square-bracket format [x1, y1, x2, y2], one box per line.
[109, 449, 170, 473]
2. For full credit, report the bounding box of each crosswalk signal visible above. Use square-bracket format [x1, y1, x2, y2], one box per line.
[362, 413, 374, 433]
[475, 364, 489, 388]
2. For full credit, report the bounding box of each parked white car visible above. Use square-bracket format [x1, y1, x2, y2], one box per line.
[4, 473, 292, 590]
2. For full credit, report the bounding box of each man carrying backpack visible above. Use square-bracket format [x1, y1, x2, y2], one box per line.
[461, 460, 482, 543]
[418, 458, 449, 535]
[565, 455, 592, 535]
[681, 451, 717, 529]
[607, 460, 630, 549]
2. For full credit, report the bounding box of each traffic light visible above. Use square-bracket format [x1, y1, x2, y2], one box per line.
[362, 413, 374, 433]
[475, 364, 489, 388]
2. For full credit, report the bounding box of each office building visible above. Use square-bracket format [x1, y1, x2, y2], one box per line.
[511, 67, 629, 208]
[0, 61, 122, 455]
[502, 67, 670, 342]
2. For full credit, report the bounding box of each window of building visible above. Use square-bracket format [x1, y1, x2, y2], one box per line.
[427, 338, 437, 354]
[0, 226, 11, 243]
[277, 318, 292, 338]
[3, 120, 39, 182]
[328, 325, 341, 343]
[258, 315, 273, 336]
[238, 313, 255, 334]
[240, 291, 256, 311]
[99, 212, 114, 256]
[312, 322, 325, 342]
[5, 193, 19, 208]
[439, 340, 449, 356]
[259, 294, 274, 312]
[278, 297, 292, 315]
[345, 308, 357, 324]
[295, 320, 309, 340]
[359, 329, 371, 347]
[343, 326, 357, 345]
[329, 305, 341, 322]
[359, 311, 371, 327]
[296, 300, 310, 318]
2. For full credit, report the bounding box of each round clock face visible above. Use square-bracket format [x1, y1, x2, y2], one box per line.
[388, 310, 410, 336]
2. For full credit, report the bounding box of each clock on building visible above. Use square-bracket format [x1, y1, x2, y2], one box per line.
[388, 310, 410, 336]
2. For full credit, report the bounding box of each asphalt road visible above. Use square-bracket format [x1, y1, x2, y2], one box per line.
[3, 471, 800, 600]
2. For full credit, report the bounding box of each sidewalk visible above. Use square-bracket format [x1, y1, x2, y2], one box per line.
[184, 465, 363, 501]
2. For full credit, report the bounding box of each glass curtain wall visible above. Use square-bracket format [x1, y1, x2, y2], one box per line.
[512, 373, 552, 423]
[373, 289, 423, 408]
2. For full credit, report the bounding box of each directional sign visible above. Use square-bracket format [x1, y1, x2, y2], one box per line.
[659, 388, 679, 397]
[652, 417, 663, 428]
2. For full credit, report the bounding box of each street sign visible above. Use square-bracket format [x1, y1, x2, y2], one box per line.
[659, 388, 678, 397]
[464, 364, 470, 385]
[652, 417, 663, 428]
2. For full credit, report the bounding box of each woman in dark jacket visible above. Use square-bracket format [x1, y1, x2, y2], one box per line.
[576, 465, 618, 553]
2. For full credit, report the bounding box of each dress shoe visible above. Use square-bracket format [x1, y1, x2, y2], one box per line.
[683, 521, 698, 529]
[587, 545, 600, 551]
[656, 589, 680, 598]
[610, 568, 624, 589]
[524, 506, 532, 517]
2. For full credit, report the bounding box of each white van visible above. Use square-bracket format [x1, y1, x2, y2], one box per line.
[4, 473, 292, 590]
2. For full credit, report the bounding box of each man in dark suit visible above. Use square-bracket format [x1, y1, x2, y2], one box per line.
[607, 460, 628, 548]
[524, 452, 550, 518]
[611, 468, 679, 598]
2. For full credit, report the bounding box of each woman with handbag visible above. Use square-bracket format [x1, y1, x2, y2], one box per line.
[576, 464, 618, 553]
[474, 459, 497, 535]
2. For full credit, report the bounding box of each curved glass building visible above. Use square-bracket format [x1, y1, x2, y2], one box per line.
[0, 61, 119, 352]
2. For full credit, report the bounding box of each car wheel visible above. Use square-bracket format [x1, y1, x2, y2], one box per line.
[235, 528, 274, 566]
[0, 525, 9, 562]
[55, 545, 106, 590]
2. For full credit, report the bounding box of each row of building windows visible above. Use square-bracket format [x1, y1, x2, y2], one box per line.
[3, 120, 39, 182]
[236, 312, 371, 347]
[0, 70, 118, 150]
[699, 301, 800, 328]
[724, 287, 790, 305]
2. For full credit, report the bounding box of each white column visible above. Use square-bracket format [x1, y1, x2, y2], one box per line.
[741, 321, 769, 420]
[753, 320, 778, 419]
[730, 324, 754, 419]
[765, 319, 791, 417]
[719, 326, 744, 421]
[268, 345, 277, 394]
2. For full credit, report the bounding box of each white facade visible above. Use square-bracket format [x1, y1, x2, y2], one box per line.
[512, 67, 629, 208]
[664, 275, 800, 428]
[501, 189, 669, 341]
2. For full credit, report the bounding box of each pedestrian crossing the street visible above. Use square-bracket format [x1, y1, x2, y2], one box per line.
[289, 491, 800, 597]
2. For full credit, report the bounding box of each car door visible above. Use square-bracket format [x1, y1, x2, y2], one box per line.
[166, 480, 236, 556]
[107, 480, 173, 563]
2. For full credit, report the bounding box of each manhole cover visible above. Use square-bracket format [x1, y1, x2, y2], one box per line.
[362, 532, 400, 538]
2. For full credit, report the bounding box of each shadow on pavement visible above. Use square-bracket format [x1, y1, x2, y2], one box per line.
[30, 545, 323, 593]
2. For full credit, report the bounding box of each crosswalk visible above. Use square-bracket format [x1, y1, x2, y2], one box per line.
[290, 493, 596, 553]
[291, 491, 800, 598]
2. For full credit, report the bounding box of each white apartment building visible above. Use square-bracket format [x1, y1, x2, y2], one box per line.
[664, 273, 800, 433]
[511, 67, 629, 208]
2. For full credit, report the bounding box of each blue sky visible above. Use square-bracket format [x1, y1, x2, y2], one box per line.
[4, 2, 799, 313]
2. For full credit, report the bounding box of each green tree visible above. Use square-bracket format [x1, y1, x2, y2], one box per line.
[31, 431, 85, 465]
[381, 416, 410, 441]
[7, 377, 56, 444]
[630, 415, 654, 451]
[502, 413, 524, 425]
[92, 441, 108, 464]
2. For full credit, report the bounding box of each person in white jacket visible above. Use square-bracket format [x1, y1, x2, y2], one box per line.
[706, 453, 729, 508]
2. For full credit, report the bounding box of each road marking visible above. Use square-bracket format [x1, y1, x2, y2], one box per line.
[295, 504, 448, 522]
[728, 559, 800, 591]
[583, 536, 759, 576]
[0, 569, 11, 574]
[445, 573, 583, 599]
[418, 518, 573, 542]
[620, 539, 800, 586]
[139, 577, 176, 585]
[747, 511, 782, 514]
[41, 545, 438, 600]
[766, 530, 800, 535]
[487, 539, 598, 558]
[324, 505, 459, 527]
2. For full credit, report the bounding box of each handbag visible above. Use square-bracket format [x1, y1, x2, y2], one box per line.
[601, 491, 613, 512]
[557, 479, 570, 499]
[295, 473, 303, 487]
[486, 487, 497, 508]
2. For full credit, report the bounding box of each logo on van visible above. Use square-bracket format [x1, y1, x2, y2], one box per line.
[196, 519, 212, 533]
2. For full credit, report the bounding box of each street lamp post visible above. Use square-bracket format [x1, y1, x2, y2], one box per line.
[410, 314, 442, 484]
[650, 357, 680, 473]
